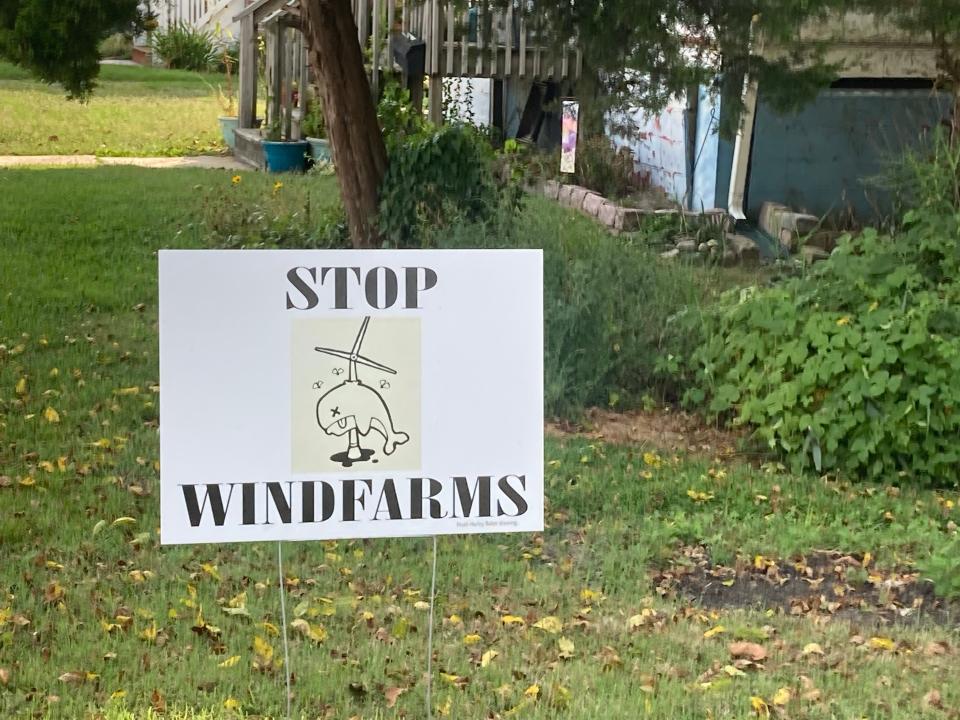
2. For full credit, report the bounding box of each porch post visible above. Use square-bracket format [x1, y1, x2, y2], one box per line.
[238, 13, 258, 128]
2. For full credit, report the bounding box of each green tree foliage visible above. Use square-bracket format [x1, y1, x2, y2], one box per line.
[510, 0, 958, 137]
[0, 0, 142, 98]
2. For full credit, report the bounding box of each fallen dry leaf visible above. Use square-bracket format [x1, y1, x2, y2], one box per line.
[923, 689, 943, 710]
[729, 641, 767, 662]
[532, 616, 562, 634]
[385, 686, 406, 708]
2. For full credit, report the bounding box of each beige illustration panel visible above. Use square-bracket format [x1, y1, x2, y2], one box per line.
[291, 317, 421, 473]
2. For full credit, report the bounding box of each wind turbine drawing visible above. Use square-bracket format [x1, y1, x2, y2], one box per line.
[314, 316, 410, 467]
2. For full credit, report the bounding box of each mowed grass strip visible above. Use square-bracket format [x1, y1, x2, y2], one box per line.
[0, 168, 958, 719]
[0, 62, 230, 157]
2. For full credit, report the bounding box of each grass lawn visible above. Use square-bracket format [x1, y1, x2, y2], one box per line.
[0, 63, 231, 157]
[1, 168, 959, 719]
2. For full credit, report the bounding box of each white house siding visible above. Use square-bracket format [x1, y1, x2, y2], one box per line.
[154, 0, 247, 37]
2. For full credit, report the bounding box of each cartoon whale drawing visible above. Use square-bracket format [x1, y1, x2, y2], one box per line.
[314, 317, 410, 466]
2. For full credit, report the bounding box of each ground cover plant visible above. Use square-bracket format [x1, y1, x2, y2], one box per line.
[686, 136, 960, 486]
[1, 167, 959, 719]
[0, 62, 226, 156]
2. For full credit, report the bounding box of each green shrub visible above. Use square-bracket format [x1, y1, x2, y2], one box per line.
[151, 22, 217, 71]
[378, 123, 515, 247]
[99, 32, 132, 59]
[687, 208, 960, 486]
[573, 136, 635, 199]
[436, 197, 706, 418]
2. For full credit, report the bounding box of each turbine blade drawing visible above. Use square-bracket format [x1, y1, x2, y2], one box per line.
[313, 316, 397, 380]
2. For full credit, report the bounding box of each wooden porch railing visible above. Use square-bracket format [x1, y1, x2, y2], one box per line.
[354, 0, 581, 84]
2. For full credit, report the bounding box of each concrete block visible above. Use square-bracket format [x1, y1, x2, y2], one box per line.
[701, 208, 733, 232]
[727, 233, 761, 265]
[805, 230, 843, 252]
[542, 180, 561, 201]
[780, 211, 819, 235]
[597, 201, 619, 228]
[569, 186, 591, 210]
[582, 192, 606, 217]
[779, 228, 799, 253]
[802, 246, 831, 264]
[758, 201, 789, 237]
[676, 239, 698, 253]
[557, 184, 577, 207]
[615, 207, 644, 232]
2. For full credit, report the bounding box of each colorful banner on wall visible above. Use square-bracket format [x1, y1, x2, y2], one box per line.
[560, 100, 580, 173]
[159, 250, 543, 544]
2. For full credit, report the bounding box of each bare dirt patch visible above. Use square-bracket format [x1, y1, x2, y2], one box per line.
[655, 545, 959, 628]
[547, 407, 743, 457]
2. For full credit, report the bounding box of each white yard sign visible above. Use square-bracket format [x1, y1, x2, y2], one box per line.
[159, 250, 543, 544]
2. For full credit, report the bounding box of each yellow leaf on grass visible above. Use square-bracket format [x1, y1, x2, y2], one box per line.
[704, 625, 726, 638]
[290, 618, 327, 643]
[533, 616, 562, 634]
[112, 517, 136, 527]
[869, 636, 896, 652]
[37, 461, 55, 473]
[218, 655, 241, 668]
[110, 689, 126, 700]
[440, 672, 462, 685]
[43, 407, 60, 423]
[224, 697, 240, 710]
[139, 621, 158, 642]
[481, 650, 499, 667]
[580, 588, 602, 603]
[750, 695, 770, 717]
[448, 614, 462, 625]
[463, 633, 482, 645]
[115, 386, 140, 396]
[802, 642, 824, 656]
[772, 687, 792, 706]
[253, 635, 274, 663]
[501, 614, 525, 626]
[15, 377, 28, 396]
[524, 684, 540, 698]
[200, 563, 220, 580]
[558, 637, 575, 659]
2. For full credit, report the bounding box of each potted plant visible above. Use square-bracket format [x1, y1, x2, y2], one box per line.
[216, 43, 239, 149]
[301, 96, 331, 164]
[261, 118, 309, 173]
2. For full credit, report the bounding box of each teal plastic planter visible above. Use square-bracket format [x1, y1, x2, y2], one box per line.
[262, 140, 309, 173]
[306, 137, 332, 164]
[218, 116, 238, 149]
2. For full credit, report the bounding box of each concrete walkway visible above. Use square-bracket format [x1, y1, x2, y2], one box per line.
[0, 155, 249, 171]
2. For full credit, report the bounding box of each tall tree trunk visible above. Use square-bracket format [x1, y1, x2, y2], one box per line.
[302, 0, 387, 248]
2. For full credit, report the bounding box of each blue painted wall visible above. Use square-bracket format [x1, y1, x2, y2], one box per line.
[691, 86, 720, 210]
[747, 88, 952, 222]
